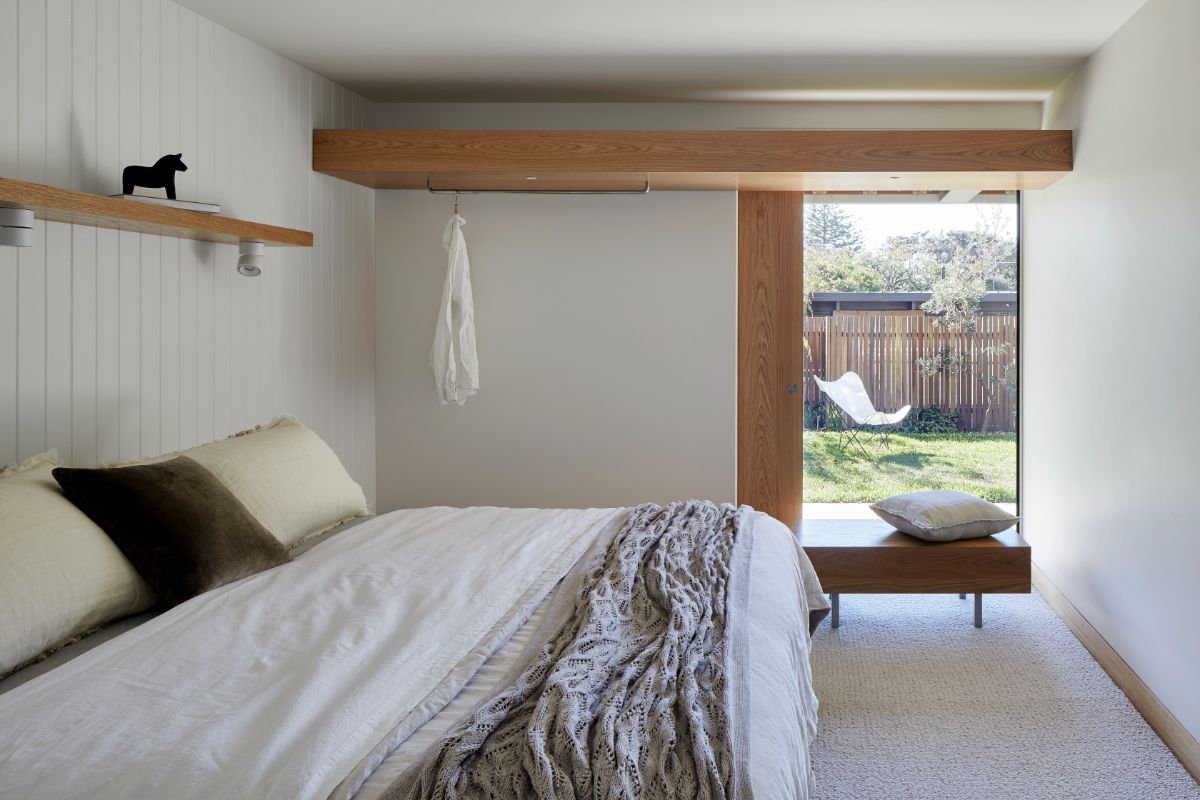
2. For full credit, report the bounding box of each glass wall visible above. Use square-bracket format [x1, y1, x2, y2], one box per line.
[802, 193, 1019, 515]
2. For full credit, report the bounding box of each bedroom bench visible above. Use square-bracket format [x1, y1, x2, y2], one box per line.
[797, 518, 1031, 628]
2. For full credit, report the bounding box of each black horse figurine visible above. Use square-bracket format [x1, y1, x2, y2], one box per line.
[122, 154, 188, 200]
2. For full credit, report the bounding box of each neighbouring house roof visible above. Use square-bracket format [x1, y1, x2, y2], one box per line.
[809, 291, 1017, 317]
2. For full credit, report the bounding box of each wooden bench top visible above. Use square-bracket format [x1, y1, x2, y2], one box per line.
[797, 517, 1030, 594]
[798, 518, 1028, 550]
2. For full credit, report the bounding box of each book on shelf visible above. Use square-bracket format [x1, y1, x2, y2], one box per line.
[109, 195, 220, 214]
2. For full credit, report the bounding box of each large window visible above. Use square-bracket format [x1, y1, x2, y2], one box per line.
[802, 193, 1018, 515]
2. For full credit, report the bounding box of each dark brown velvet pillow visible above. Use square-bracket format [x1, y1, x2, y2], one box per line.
[53, 456, 291, 607]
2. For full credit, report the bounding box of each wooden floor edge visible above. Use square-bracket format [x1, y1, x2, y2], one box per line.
[1032, 563, 1200, 783]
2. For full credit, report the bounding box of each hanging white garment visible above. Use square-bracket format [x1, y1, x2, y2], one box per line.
[431, 213, 479, 405]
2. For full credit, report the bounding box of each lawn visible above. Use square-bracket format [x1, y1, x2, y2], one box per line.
[803, 431, 1016, 503]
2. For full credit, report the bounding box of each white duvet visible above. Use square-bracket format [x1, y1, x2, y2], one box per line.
[0, 506, 824, 800]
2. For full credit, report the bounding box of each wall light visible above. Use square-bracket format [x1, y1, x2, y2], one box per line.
[0, 208, 35, 247]
[237, 240, 264, 277]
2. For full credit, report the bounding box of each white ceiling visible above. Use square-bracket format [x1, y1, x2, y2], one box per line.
[176, 0, 1149, 102]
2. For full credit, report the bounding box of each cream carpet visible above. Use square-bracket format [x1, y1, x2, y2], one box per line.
[808, 591, 1199, 800]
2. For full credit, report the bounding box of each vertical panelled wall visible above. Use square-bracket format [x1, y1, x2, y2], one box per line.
[0, 0, 377, 504]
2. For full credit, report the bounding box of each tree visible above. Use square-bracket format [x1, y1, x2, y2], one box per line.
[917, 209, 1019, 432]
[805, 204, 863, 251]
[805, 246, 884, 293]
[921, 267, 987, 331]
[970, 205, 1018, 290]
[884, 215, 1016, 291]
[864, 237, 937, 292]
[915, 341, 1016, 434]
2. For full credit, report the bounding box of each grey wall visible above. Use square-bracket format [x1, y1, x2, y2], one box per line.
[0, 0, 377, 504]
[375, 191, 737, 511]
[1023, 0, 1200, 740]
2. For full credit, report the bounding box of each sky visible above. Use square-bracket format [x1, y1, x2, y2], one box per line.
[824, 200, 1018, 250]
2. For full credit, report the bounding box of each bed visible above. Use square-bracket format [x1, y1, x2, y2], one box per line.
[0, 424, 828, 800]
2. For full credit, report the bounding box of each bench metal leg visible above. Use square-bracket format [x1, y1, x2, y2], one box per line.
[825, 592, 980, 628]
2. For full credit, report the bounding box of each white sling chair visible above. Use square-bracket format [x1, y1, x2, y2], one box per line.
[813, 371, 912, 457]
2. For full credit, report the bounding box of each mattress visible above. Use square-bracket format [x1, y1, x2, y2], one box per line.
[0, 507, 825, 799]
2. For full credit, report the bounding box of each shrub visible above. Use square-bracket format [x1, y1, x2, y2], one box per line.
[804, 398, 846, 432]
[901, 404, 962, 433]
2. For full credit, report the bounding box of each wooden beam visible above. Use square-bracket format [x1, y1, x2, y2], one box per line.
[1033, 564, 1200, 782]
[315, 128, 1073, 174]
[737, 192, 804, 529]
[313, 129, 1073, 191]
[0, 176, 313, 247]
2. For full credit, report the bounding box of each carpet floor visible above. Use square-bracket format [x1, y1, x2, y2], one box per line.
[808, 591, 1199, 800]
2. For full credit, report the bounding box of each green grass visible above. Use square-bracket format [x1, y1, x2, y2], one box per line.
[803, 431, 1016, 503]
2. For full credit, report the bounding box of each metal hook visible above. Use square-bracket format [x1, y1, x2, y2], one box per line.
[453, 191, 459, 216]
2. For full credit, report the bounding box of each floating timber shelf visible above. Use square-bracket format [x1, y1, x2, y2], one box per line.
[0, 177, 313, 246]
[312, 129, 1072, 192]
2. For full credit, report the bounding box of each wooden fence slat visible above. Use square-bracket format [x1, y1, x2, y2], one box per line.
[803, 313, 1017, 432]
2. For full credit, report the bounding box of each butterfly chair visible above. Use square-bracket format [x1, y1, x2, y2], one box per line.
[813, 371, 912, 457]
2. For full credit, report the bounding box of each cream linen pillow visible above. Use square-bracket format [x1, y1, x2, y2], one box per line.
[870, 490, 1018, 542]
[0, 452, 156, 676]
[118, 417, 370, 548]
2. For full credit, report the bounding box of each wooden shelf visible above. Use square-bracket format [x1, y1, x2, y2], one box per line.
[0, 177, 313, 247]
[313, 129, 1072, 192]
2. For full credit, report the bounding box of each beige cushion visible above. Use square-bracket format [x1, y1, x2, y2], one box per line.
[870, 490, 1018, 542]
[0, 452, 156, 676]
[116, 417, 370, 548]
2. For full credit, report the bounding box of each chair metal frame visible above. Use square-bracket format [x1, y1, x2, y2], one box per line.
[814, 371, 912, 458]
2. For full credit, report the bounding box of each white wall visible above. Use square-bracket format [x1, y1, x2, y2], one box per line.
[0, 0, 377, 504]
[375, 100, 1044, 130]
[375, 191, 736, 511]
[1023, 0, 1200, 739]
[372, 99, 1042, 513]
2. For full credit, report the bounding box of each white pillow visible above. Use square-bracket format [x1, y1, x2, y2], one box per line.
[117, 417, 370, 548]
[870, 490, 1018, 542]
[0, 452, 156, 676]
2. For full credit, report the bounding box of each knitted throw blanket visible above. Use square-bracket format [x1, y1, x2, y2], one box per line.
[383, 501, 755, 800]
